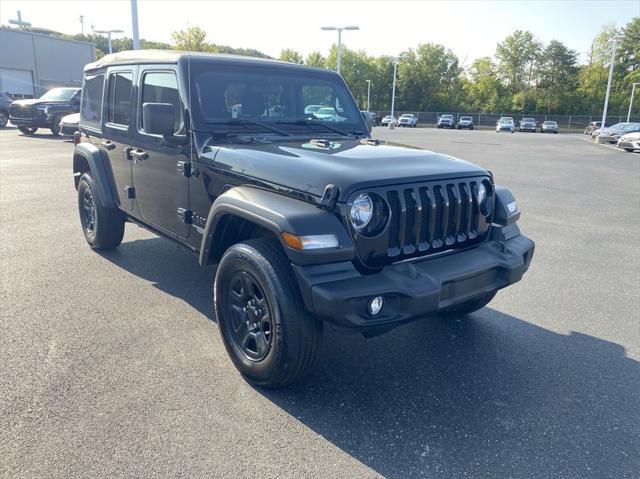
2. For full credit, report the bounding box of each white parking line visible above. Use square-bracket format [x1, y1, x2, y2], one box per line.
[575, 136, 629, 152]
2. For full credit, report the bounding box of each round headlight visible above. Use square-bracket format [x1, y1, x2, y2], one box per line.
[350, 193, 374, 231]
[477, 182, 487, 205]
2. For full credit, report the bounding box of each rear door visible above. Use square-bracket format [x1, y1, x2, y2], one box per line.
[131, 67, 190, 238]
[103, 68, 135, 211]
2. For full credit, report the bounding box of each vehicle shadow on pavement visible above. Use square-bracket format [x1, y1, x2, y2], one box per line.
[262, 309, 640, 479]
[98, 236, 214, 318]
[99, 237, 639, 478]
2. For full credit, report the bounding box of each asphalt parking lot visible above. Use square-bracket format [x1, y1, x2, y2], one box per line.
[1, 125, 638, 478]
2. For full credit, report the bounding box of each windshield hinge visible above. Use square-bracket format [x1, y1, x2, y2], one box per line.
[320, 184, 339, 210]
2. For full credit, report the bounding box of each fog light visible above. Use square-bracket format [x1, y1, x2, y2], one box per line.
[368, 296, 384, 316]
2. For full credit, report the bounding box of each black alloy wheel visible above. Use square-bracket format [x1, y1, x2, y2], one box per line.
[225, 270, 274, 362]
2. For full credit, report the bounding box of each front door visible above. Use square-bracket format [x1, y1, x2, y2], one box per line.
[132, 68, 189, 238]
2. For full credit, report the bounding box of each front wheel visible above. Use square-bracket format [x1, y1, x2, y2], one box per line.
[18, 126, 38, 135]
[0, 111, 8, 128]
[50, 116, 62, 136]
[77, 173, 125, 250]
[215, 238, 322, 388]
[439, 291, 497, 318]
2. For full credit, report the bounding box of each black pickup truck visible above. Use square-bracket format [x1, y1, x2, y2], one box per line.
[73, 51, 534, 387]
[10, 87, 80, 136]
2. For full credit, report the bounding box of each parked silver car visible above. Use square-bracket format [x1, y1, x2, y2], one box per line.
[540, 121, 558, 133]
[496, 117, 515, 133]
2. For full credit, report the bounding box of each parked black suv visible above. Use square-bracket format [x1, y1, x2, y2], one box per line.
[10, 87, 80, 135]
[73, 51, 534, 387]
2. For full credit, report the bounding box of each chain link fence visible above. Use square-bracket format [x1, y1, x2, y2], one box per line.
[386, 111, 640, 132]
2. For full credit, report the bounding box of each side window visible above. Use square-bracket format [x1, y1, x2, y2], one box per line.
[106, 72, 133, 126]
[80, 73, 104, 125]
[141, 71, 182, 134]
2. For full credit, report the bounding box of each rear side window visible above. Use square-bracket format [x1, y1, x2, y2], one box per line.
[106, 72, 133, 126]
[81, 73, 104, 125]
[140, 71, 182, 134]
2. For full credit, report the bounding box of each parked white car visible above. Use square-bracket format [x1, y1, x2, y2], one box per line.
[398, 113, 417, 127]
[617, 131, 640, 152]
[496, 118, 515, 133]
[381, 115, 396, 126]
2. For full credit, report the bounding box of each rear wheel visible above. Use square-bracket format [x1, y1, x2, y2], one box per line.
[0, 111, 8, 128]
[439, 291, 498, 318]
[77, 173, 125, 250]
[18, 126, 37, 135]
[624, 148, 635, 152]
[215, 238, 322, 388]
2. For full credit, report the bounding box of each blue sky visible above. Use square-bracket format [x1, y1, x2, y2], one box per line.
[1, 0, 638, 64]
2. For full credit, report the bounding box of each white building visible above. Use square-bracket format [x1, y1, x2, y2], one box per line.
[0, 28, 96, 98]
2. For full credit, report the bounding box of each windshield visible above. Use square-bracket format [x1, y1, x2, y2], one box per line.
[545, 122, 557, 126]
[523, 118, 535, 122]
[189, 61, 365, 135]
[40, 88, 78, 101]
[461, 116, 472, 121]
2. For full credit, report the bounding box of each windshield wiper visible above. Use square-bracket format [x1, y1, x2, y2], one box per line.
[276, 119, 354, 137]
[207, 119, 291, 137]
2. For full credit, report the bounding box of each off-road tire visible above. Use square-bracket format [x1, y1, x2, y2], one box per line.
[77, 173, 125, 250]
[215, 238, 322, 388]
[18, 126, 38, 135]
[439, 291, 498, 318]
[50, 116, 62, 136]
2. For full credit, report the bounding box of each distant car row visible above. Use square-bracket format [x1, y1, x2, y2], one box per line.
[1, 87, 81, 136]
[493, 116, 557, 133]
[589, 122, 640, 152]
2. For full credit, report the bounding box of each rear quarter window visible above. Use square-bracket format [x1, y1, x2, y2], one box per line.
[81, 73, 105, 126]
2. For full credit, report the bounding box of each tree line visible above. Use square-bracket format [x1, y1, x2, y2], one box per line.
[51, 17, 639, 116]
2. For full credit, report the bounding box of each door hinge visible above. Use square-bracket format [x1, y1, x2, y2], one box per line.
[124, 186, 135, 199]
[177, 208, 193, 224]
[177, 161, 191, 177]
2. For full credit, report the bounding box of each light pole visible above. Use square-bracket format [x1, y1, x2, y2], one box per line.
[131, 0, 140, 50]
[627, 82, 639, 122]
[366, 80, 371, 112]
[321, 25, 359, 74]
[390, 55, 406, 117]
[598, 33, 624, 142]
[95, 29, 124, 54]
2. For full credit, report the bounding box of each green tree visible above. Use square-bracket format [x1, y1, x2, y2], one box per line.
[496, 30, 541, 92]
[463, 57, 507, 112]
[536, 40, 578, 113]
[305, 51, 326, 68]
[171, 26, 208, 52]
[279, 49, 304, 64]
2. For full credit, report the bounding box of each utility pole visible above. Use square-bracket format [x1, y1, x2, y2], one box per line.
[627, 83, 639, 122]
[321, 25, 359, 74]
[79, 15, 84, 35]
[366, 80, 371, 112]
[95, 29, 124, 54]
[131, 0, 140, 50]
[390, 55, 406, 117]
[598, 33, 624, 142]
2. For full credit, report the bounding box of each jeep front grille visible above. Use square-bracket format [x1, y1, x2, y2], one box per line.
[349, 178, 493, 267]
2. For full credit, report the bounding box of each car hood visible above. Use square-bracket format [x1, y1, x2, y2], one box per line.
[209, 138, 488, 202]
[11, 99, 69, 107]
[61, 113, 80, 123]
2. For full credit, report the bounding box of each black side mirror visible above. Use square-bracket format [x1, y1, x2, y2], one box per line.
[142, 102, 175, 136]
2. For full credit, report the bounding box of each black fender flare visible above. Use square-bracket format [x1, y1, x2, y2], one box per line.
[73, 142, 118, 208]
[199, 186, 355, 266]
[493, 185, 521, 226]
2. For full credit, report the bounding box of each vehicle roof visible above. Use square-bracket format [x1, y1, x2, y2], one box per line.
[84, 49, 327, 73]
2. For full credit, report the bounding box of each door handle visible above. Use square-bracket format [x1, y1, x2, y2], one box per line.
[101, 140, 116, 151]
[130, 149, 149, 162]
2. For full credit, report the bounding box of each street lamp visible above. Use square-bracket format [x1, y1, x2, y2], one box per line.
[321, 25, 359, 74]
[95, 28, 124, 54]
[627, 82, 639, 122]
[598, 33, 624, 142]
[366, 80, 372, 112]
[390, 54, 407, 117]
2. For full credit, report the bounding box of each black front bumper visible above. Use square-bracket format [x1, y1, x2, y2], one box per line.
[293, 226, 534, 330]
